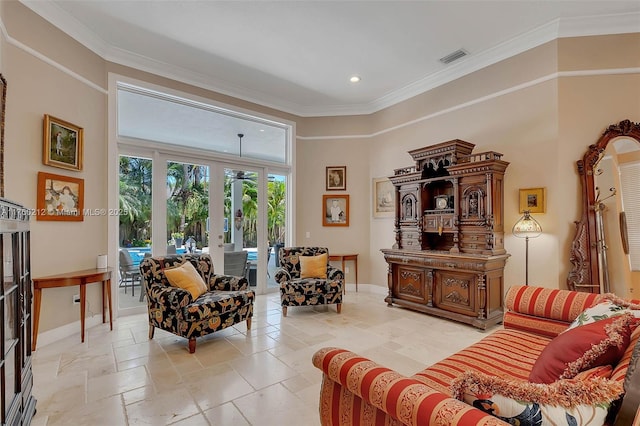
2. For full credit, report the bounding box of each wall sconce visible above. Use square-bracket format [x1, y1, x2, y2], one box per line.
[234, 209, 243, 230]
[512, 210, 542, 285]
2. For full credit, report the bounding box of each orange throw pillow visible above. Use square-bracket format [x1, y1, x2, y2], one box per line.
[299, 253, 328, 279]
[164, 261, 208, 299]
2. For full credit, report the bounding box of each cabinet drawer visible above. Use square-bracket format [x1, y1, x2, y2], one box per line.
[393, 265, 427, 304]
[434, 270, 477, 316]
[400, 229, 421, 250]
[459, 232, 489, 253]
[423, 214, 455, 233]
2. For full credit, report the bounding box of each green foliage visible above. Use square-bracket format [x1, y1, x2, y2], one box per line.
[120, 158, 286, 249]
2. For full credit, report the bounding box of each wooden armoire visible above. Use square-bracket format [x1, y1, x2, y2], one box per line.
[0, 199, 36, 424]
[381, 140, 509, 329]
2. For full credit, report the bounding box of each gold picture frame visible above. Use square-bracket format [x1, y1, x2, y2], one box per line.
[326, 166, 346, 191]
[373, 177, 395, 218]
[36, 172, 84, 221]
[43, 114, 83, 171]
[323, 194, 349, 226]
[519, 187, 546, 214]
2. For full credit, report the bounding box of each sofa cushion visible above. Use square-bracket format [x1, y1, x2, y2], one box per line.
[529, 314, 637, 384]
[299, 253, 328, 279]
[452, 371, 623, 426]
[164, 261, 208, 299]
[413, 328, 551, 394]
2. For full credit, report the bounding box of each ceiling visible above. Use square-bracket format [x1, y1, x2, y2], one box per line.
[21, 1, 640, 117]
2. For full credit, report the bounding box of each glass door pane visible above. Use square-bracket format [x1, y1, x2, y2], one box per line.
[167, 161, 210, 256]
[118, 156, 152, 310]
[223, 168, 261, 289]
[267, 173, 287, 290]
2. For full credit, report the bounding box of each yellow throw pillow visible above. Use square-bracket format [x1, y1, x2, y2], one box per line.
[164, 261, 208, 299]
[299, 253, 328, 279]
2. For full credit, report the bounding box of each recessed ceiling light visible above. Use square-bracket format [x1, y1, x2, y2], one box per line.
[260, 129, 265, 132]
[350, 75, 361, 83]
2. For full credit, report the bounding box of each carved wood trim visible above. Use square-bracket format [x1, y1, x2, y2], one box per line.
[568, 120, 640, 292]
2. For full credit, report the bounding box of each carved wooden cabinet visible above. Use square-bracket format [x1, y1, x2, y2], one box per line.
[382, 140, 509, 329]
[0, 199, 36, 425]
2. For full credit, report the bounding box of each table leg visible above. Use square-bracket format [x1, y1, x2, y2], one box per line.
[106, 278, 113, 330]
[101, 281, 106, 324]
[31, 288, 42, 351]
[80, 283, 86, 342]
[354, 257, 358, 292]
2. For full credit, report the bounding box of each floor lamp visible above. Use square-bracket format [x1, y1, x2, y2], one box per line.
[512, 210, 542, 285]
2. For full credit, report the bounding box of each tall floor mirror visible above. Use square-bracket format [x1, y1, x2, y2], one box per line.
[568, 120, 640, 296]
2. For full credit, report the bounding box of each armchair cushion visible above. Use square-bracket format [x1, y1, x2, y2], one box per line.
[164, 261, 208, 299]
[299, 253, 328, 279]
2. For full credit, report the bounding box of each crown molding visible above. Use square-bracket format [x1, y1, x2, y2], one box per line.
[17, 2, 640, 117]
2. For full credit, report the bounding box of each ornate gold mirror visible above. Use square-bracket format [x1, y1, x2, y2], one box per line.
[568, 120, 640, 294]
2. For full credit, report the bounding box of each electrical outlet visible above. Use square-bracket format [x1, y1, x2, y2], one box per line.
[305, 231, 310, 238]
[345, 266, 350, 273]
[72, 294, 80, 305]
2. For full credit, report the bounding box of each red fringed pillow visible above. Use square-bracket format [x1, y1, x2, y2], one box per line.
[529, 313, 637, 384]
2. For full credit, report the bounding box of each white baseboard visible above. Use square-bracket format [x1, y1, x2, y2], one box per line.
[345, 282, 387, 295]
[34, 315, 106, 350]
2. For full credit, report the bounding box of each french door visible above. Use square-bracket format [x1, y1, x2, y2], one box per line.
[117, 151, 279, 314]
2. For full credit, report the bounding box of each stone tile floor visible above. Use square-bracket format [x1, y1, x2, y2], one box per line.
[31, 290, 491, 425]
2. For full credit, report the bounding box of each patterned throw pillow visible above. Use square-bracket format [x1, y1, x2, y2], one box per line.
[529, 314, 637, 384]
[568, 296, 640, 330]
[452, 371, 623, 426]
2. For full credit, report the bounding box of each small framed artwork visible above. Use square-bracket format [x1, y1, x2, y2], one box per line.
[326, 166, 346, 191]
[373, 177, 395, 218]
[43, 114, 83, 171]
[323, 194, 349, 226]
[36, 171, 84, 221]
[519, 187, 546, 214]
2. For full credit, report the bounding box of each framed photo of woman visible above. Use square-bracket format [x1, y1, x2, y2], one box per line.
[326, 166, 346, 191]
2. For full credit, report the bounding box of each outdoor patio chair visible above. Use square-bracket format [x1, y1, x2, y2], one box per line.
[224, 250, 250, 279]
[119, 248, 142, 299]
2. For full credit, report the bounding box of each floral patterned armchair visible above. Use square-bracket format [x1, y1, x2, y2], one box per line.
[274, 247, 344, 316]
[139, 253, 254, 353]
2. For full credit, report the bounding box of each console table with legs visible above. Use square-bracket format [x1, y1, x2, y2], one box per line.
[329, 253, 358, 291]
[32, 267, 113, 351]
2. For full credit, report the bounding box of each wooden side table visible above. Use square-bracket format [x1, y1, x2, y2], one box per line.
[32, 268, 113, 351]
[328, 254, 358, 291]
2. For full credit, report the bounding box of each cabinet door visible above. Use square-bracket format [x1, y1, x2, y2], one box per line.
[434, 270, 477, 316]
[393, 265, 427, 304]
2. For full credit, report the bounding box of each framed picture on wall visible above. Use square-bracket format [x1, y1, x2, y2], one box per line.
[519, 187, 546, 214]
[43, 114, 84, 171]
[323, 194, 349, 226]
[373, 177, 395, 218]
[326, 166, 346, 191]
[36, 171, 84, 221]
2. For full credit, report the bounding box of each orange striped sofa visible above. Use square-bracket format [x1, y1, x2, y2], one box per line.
[312, 285, 640, 425]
